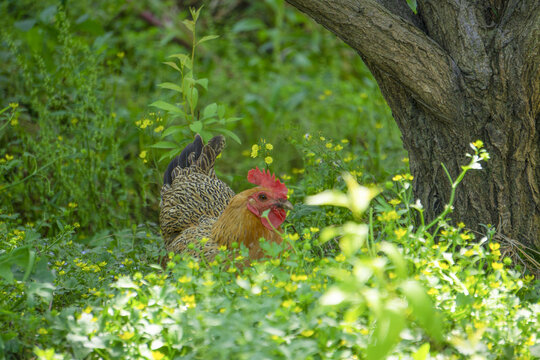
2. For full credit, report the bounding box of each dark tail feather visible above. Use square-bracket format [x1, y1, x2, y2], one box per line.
[163, 135, 203, 185]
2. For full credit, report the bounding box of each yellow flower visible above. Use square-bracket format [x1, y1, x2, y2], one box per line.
[489, 281, 500, 288]
[265, 156, 273, 165]
[154, 125, 164, 133]
[116, 51, 125, 58]
[472, 140, 484, 149]
[10, 118, 18, 126]
[492, 262, 503, 270]
[181, 295, 196, 304]
[139, 119, 152, 129]
[265, 143, 273, 150]
[310, 227, 319, 233]
[489, 242, 500, 251]
[301, 330, 314, 337]
[179, 276, 191, 283]
[251, 144, 259, 158]
[334, 144, 343, 151]
[427, 288, 439, 296]
[341, 139, 349, 144]
[389, 199, 401, 206]
[319, 136, 326, 141]
[291, 274, 308, 282]
[324, 89, 332, 96]
[5, 154, 13, 161]
[288, 233, 299, 241]
[282, 299, 294, 308]
[394, 228, 407, 239]
[71, 118, 78, 125]
[68, 202, 78, 208]
[464, 249, 475, 257]
[335, 254, 346, 262]
[152, 351, 165, 360]
[378, 210, 400, 222]
[326, 143, 333, 149]
[392, 175, 403, 181]
[139, 150, 147, 159]
[119, 332, 135, 340]
[460, 233, 471, 240]
[285, 284, 298, 292]
[37, 328, 48, 335]
[270, 259, 280, 266]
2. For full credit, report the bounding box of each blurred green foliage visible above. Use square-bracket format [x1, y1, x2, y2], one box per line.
[1, 1, 538, 359]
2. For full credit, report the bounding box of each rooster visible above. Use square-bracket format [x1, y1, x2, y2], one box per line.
[160, 134, 293, 262]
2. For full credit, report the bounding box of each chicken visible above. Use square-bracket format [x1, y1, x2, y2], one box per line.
[159, 134, 293, 262]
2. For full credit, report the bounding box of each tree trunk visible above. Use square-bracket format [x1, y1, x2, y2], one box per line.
[286, 0, 540, 250]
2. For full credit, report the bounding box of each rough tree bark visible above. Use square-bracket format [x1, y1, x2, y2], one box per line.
[286, 0, 540, 250]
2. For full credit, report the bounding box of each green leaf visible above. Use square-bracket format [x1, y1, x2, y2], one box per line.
[379, 242, 407, 279]
[367, 301, 406, 360]
[231, 19, 264, 33]
[319, 226, 341, 245]
[400, 280, 445, 342]
[159, 148, 180, 162]
[202, 103, 218, 119]
[168, 54, 192, 68]
[412, 343, 430, 360]
[223, 117, 242, 124]
[161, 125, 185, 138]
[189, 7, 202, 22]
[163, 61, 181, 72]
[14, 19, 37, 31]
[195, 78, 208, 90]
[187, 87, 198, 111]
[158, 82, 183, 93]
[182, 19, 195, 33]
[189, 121, 203, 133]
[196, 35, 219, 46]
[199, 130, 212, 142]
[214, 128, 241, 144]
[149, 100, 183, 115]
[150, 141, 178, 149]
[305, 190, 349, 208]
[340, 222, 368, 256]
[217, 104, 226, 118]
[0, 246, 35, 283]
[343, 173, 378, 216]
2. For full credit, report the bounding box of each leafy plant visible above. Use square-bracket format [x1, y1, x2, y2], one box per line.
[149, 7, 242, 162]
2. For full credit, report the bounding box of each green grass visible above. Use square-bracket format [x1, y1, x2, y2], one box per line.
[1, 2, 539, 360]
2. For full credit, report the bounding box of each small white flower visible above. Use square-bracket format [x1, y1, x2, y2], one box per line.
[469, 143, 477, 151]
[470, 162, 482, 170]
[411, 199, 423, 210]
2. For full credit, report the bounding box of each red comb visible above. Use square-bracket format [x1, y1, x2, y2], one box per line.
[247, 167, 288, 198]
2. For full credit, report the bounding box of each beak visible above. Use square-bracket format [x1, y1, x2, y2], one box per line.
[275, 199, 294, 211]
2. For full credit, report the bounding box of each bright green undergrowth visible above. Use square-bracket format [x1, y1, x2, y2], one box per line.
[1, 2, 539, 360]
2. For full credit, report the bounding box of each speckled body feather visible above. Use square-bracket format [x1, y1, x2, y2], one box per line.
[159, 135, 284, 261]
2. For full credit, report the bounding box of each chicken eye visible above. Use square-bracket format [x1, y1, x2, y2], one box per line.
[258, 193, 267, 201]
